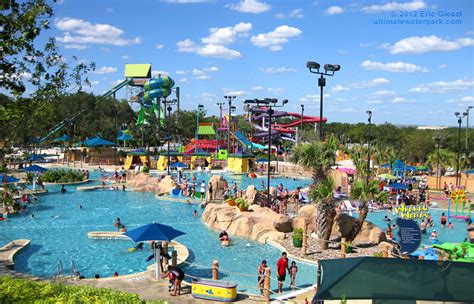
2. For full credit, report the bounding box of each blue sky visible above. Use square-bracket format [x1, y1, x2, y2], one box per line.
[46, 0, 473, 126]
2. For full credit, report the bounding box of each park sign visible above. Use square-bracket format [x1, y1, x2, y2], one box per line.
[394, 204, 429, 220]
[396, 218, 421, 254]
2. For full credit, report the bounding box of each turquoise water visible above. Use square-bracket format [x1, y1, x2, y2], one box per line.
[0, 173, 314, 294]
[367, 209, 471, 245]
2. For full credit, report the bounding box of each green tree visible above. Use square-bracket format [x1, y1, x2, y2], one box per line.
[309, 177, 337, 250]
[349, 180, 389, 242]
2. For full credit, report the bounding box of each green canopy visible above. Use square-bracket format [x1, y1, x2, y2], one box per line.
[313, 257, 474, 302]
[377, 173, 396, 179]
[198, 125, 216, 136]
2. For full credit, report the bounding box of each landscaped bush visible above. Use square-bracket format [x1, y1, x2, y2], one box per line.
[0, 276, 164, 303]
[41, 168, 85, 183]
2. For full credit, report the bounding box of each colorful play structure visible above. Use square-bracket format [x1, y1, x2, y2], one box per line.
[447, 188, 472, 221]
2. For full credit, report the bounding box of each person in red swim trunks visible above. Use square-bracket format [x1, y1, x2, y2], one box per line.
[276, 252, 290, 293]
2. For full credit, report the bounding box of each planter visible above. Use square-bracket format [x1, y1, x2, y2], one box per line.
[293, 238, 303, 248]
[239, 207, 248, 212]
[227, 200, 236, 206]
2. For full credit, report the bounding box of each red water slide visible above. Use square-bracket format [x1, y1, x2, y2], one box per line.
[273, 112, 326, 131]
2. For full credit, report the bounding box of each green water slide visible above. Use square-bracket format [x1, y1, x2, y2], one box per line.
[102, 79, 130, 98]
[39, 110, 85, 143]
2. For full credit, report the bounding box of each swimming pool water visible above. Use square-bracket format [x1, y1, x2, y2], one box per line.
[366, 209, 470, 245]
[0, 174, 315, 294]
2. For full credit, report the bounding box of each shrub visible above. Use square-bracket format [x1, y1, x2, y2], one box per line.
[293, 228, 303, 242]
[141, 166, 150, 173]
[41, 168, 85, 183]
[0, 276, 166, 303]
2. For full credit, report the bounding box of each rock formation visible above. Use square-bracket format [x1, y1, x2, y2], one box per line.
[292, 204, 386, 245]
[201, 204, 292, 243]
[206, 175, 227, 203]
[127, 173, 176, 196]
[244, 185, 259, 205]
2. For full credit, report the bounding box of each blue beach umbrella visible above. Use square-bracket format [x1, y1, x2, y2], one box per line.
[1, 174, 20, 183]
[169, 162, 188, 169]
[125, 222, 185, 243]
[23, 165, 48, 173]
[388, 183, 409, 190]
[125, 223, 185, 279]
[255, 158, 269, 163]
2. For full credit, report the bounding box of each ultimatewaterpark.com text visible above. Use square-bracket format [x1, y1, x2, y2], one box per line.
[373, 10, 463, 26]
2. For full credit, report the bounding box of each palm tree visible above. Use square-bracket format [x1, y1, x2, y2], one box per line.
[291, 136, 338, 182]
[348, 180, 389, 242]
[426, 148, 456, 176]
[310, 177, 337, 249]
[348, 145, 367, 180]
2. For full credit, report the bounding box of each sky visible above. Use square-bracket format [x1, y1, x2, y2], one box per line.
[41, 0, 474, 126]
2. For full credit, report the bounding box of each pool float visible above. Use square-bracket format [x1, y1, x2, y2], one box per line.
[128, 247, 136, 252]
[249, 172, 257, 178]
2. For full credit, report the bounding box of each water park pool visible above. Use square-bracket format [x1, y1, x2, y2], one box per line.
[0, 175, 315, 294]
[367, 209, 471, 245]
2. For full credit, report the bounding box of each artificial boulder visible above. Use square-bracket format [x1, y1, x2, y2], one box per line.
[207, 175, 227, 203]
[244, 185, 259, 205]
[331, 213, 386, 245]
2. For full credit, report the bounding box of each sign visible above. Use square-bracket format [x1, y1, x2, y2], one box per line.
[393, 204, 429, 220]
[396, 218, 421, 254]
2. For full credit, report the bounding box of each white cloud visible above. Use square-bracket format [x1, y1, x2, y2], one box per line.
[360, 41, 377, 48]
[337, 49, 348, 54]
[361, 60, 427, 73]
[289, 9, 304, 18]
[332, 84, 350, 92]
[152, 70, 169, 76]
[227, 0, 270, 14]
[177, 39, 241, 59]
[373, 90, 396, 96]
[268, 87, 284, 95]
[202, 22, 252, 45]
[362, 0, 426, 13]
[121, 55, 129, 60]
[260, 67, 296, 73]
[392, 97, 409, 103]
[106, 8, 113, 13]
[446, 96, 474, 104]
[410, 79, 474, 93]
[204, 66, 219, 72]
[64, 44, 88, 49]
[55, 18, 141, 46]
[251, 25, 302, 51]
[179, 78, 189, 83]
[111, 79, 124, 86]
[438, 64, 447, 69]
[156, 44, 164, 49]
[90, 80, 100, 86]
[176, 70, 187, 74]
[251, 86, 264, 91]
[99, 47, 110, 52]
[324, 6, 344, 15]
[351, 78, 390, 89]
[299, 95, 318, 102]
[224, 90, 246, 96]
[385, 35, 474, 54]
[277, 8, 304, 19]
[92, 66, 117, 74]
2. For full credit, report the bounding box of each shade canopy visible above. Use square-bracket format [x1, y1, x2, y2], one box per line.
[388, 183, 409, 190]
[255, 158, 269, 163]
[26, 154, 44, 161]
[1, 174, 20, 183]
[169, 162, 188, 168]
[313, 257, 473, 302]
[337, 167, 356, 175]
[82, 136, 115, 147]
[23, 165, 48, 173]
[124, 223, 185, 243]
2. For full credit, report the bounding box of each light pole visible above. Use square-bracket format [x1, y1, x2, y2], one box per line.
[163, 99, 177, 175]
[366, 111, 372, 185]
[244, 98, 288, 207]
[433, 135, 443, 189]
[454, 112, 466, 186]
[299, 104, 304, 144]
[195, 104, 204, 153]
[224, 96, 236, 154]
[306, 61, 341, 140]
[465, 106, 473, 152]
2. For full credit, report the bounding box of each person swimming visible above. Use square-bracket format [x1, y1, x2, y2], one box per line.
[60, 185, 66, 193]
